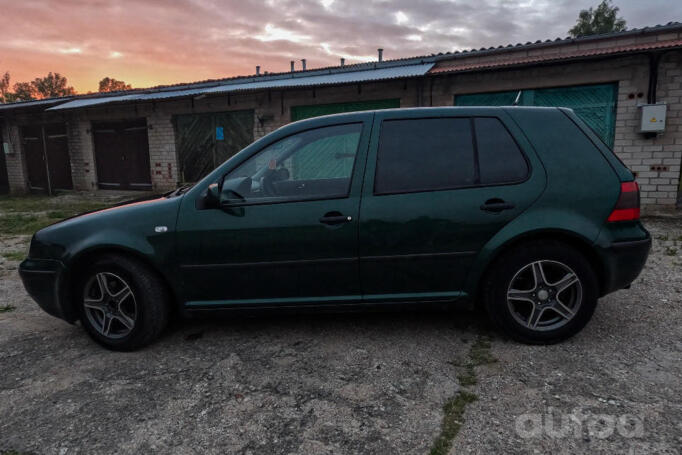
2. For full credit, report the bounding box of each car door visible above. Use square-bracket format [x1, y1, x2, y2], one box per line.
[175, 114, 372, 306]
[358, 108, 546, 302]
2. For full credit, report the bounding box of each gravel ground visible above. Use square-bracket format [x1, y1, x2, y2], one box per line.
[0, 217, 680, 454]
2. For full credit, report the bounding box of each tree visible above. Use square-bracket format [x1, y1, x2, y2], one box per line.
[12, 82, 36, 101]
[569, 0, 626, 37]
[0, 72, 10, 103]
[31, 72, 76, 98]
[98, 77, 132, 92]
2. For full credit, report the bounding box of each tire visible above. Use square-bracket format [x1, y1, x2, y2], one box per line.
[482, 240, 599, 344]
[76, 254, 170, 351]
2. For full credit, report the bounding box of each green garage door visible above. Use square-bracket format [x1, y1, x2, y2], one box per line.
[455, 83, 617, 147]
[291, 99, 400, 122]
[174, 110, 254, 183]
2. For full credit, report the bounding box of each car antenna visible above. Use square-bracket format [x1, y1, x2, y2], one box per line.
[512, 90, 522, 106]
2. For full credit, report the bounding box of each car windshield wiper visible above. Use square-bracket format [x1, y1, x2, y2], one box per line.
[165, 183, 194, 198]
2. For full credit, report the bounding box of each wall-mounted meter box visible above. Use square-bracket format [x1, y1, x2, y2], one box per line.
[639, 103, 666, 133]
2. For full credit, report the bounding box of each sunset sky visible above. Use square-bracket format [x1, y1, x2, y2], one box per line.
[2, 0, 681, 93]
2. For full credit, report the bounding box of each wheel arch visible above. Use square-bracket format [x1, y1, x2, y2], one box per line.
[60, 246, 180, 321]
[469, 229, 607, 304]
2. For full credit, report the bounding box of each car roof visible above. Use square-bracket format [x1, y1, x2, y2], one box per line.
[291, 105, 565, 124]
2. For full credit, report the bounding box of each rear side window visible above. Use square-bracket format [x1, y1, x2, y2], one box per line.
[474, 118, 528, 184]
[375, 118, 475, 194]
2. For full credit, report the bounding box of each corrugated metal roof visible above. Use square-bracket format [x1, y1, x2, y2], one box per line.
[0, 97, 72, 111]
[47, 63, 434, 111]
[429, 38, 682, 74]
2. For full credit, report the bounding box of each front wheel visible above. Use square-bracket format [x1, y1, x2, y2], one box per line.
[76, 254, 170, 351]
[483, 241, 599, 344]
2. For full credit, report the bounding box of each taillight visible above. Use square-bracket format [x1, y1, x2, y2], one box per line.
[607, 181, 640, 222]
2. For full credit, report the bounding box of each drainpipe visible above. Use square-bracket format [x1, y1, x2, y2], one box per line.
[301, 59, 307, 71]
[647, 53, 662, 104]
[290, 61, 295, 72]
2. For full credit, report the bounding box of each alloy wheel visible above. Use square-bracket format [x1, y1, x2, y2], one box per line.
[506, 260, 582, 331]
[83, 272, 138, 339]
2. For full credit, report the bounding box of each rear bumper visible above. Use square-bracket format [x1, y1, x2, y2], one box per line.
[19, 258, 74, 322]
[599, 234, 651, 295]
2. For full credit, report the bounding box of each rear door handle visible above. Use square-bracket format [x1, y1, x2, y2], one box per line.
[480, 199, 516, 212]
[319, 212, 352, 225]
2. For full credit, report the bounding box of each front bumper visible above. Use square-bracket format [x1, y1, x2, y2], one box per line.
[599, 234, 652, 295]
[19, 258, 74, 322]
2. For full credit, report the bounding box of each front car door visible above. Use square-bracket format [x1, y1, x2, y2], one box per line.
[175, 113, 373, 307]
[358, 108, 546, 303]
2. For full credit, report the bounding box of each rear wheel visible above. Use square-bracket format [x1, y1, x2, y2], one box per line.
[483, 241, 599, 344]
[76, 254, 170, 351]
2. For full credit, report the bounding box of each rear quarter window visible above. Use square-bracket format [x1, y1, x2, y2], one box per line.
[474, 117, 528, 184]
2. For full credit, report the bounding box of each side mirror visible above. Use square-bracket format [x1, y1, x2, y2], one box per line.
[205, 182, 220, 207]
[219, 188, 246, 207]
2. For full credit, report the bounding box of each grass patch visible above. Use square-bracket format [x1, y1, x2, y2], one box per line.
[2, 251, 26, 261]
[430, 335, 497, 455]
[429, 391, 478, 455]
[0, 214, 47, 235]
[457, 369, 477, 387]
[469, 336, 498, 366]
[0, 305, 16, 313]
[0, 195, 117, 235]
[656, 234, 669, 241]
[665, 247, 678, 256]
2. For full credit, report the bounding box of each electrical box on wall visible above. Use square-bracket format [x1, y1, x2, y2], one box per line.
[639, 103, 666, 133]
[2, 142, 11, 155]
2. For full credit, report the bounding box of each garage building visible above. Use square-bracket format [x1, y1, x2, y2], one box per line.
[0, 22, 681, 209]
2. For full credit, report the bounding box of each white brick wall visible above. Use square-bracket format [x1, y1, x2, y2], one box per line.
[613, 52, 682, 208]
[147, 112, 178, 191]
[66, 115, 97, 190]
[2, 122, 28, 193]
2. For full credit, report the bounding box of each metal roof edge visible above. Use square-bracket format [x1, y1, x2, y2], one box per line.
[432, 21, 682, 63]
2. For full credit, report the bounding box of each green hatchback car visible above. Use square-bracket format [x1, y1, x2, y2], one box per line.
[19, 107, 651, 350]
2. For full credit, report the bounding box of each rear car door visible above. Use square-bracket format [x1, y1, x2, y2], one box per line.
[358, 108, 546, 302]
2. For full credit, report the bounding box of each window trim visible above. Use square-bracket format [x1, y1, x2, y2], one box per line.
[372, 115, 531, 197]
[220, 121, 365, 207]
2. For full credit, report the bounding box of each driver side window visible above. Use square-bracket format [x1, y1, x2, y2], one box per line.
[226, 123, 363, 203]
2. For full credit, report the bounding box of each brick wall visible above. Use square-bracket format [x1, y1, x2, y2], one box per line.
[66, 115, 97, 190]
[147, 111, 177, 191]
[1, 121, 28, 193]
[614, 51, 682, 208]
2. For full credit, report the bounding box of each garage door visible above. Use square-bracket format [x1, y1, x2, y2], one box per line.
[455, 83, 617, 147]
[21, 123, 73, 192]
[92, 119, 151, 190]
[174, 110, 254, 183]
[291, 99, 400, 122]
[0, 128, 8, 194]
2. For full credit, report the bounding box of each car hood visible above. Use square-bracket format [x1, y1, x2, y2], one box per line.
[30, 195, 183, 261]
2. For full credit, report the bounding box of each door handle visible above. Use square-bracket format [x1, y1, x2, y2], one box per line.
[480, 199, 516, 213]
[319, 212, 352, 225]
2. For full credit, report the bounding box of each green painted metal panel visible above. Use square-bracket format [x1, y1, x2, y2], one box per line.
[291, 99, 400, 122]
[174, 110, 254, 183]
[455, 90, 519, 107]
[532, 84, 617, 147]
[455, 83, 618, 147]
